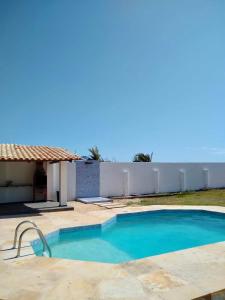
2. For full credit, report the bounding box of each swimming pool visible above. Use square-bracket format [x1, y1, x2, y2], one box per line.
[32, 210, 225, 264]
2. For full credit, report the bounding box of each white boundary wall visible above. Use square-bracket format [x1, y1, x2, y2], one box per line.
[67, 161, 76, 201]
[100, 163, 225, 197]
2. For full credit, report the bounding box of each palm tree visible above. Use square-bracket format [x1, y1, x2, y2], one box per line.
[88, 146, 103, 161]
[133, 152, 153, 162]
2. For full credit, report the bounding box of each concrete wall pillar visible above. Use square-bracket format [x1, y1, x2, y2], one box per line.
[179, 169, 186, 192]
[123, 170, 129, 196]
[59, 161, 68, 206]
[203, 168, 209, 189]
[153, 168, 159, 193]
[47, 162, 54, 200]
[47, 162, 60, 201]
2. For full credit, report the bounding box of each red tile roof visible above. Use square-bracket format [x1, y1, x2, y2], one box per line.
[0, 144, 80, 161]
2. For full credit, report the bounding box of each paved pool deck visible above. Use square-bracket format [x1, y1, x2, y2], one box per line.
[0, 202, 225, 300]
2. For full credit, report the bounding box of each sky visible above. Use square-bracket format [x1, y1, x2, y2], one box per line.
[0, 0, 225, 162]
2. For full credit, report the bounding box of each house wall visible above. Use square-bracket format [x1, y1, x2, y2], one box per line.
[47, 162, 59, 201]
[47, 161, 76, 202]
[0, 161, 35, 203]
[0, 161, 76, 204]
[99, 162, 225, 197]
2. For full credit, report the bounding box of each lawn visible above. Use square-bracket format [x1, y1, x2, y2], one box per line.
[127, 189, 225, 206]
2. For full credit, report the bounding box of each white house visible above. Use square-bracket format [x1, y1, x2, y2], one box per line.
[0, 144, 80, 206]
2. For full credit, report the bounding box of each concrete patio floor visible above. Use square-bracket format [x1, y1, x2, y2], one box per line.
[0, 201, 74, 216]
[0, 202, 225, 300]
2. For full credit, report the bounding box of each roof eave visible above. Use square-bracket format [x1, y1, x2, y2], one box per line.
[0, 158, 80, 162]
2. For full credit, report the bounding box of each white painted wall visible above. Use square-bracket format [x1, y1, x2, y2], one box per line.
[59, 161, 68, 206]
[67, 161, 76, 201]
[0, 161, 35, 186]
[0, 161, 75, 204]
[4, 161, 224, 204]
[47, 161, 76, 202]
[100, 162, 225, 197]
[0, 161, 35, 203]
[47, 162, 59, 201]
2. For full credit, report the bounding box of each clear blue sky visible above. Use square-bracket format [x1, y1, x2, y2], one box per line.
[1, 0, 225, 162]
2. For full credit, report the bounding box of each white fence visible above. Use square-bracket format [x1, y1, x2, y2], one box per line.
[99, 162, 225, 197]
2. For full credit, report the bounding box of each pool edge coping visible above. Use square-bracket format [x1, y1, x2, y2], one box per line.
[31, 206, 225, 262]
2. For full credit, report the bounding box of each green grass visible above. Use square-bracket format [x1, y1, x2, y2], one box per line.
[127, 189, 225, 206]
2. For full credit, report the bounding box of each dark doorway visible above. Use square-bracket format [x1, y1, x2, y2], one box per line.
[33, 162, 47, 201]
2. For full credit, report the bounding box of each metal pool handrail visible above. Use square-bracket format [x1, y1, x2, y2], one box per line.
[13, 220, 38, 249]
[16, 226, 52, 258]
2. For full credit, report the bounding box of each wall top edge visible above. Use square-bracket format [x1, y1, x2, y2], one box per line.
[98, 162, 225, 164]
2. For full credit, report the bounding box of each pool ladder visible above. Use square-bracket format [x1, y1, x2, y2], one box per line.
[12, 220, 52, 258]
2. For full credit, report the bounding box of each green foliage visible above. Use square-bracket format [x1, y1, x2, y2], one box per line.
[133, 152, 153, 162]
[88, 146, 103, 161]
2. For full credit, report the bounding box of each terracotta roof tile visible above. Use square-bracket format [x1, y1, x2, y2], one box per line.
[0, 144, 80, 161]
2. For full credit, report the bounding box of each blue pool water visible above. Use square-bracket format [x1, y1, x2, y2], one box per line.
[32, 210, 225, 263]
